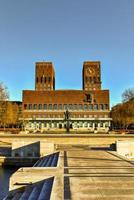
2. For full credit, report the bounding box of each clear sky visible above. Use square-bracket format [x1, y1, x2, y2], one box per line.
[0, 0, 134, 107]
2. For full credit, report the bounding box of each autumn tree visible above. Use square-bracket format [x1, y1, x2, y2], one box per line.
[0, 82, 9, 127]
[111, 87, 134, 129]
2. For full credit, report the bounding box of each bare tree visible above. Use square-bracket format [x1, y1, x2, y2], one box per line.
[122, 87, 134, 102]
[0, 82, 9, 100]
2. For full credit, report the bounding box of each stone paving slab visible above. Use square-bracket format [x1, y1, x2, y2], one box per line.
[64, 150, 134, 200]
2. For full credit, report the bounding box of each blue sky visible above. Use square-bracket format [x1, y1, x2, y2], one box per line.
[0, 0, 134, 107]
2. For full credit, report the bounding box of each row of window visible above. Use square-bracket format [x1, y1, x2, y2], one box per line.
[25, 114, 109, 118]
[27, 121, 109, 129]
[85, 76, 100, 84]
[36, 76, 51, 83]
[24, 103, 109, 110]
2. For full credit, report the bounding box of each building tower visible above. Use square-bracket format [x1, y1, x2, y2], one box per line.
[83, 61, 101, 90]
[35, 62, 55, 91]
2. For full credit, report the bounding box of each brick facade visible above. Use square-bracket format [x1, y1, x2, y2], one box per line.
[22, 61, 111, 132]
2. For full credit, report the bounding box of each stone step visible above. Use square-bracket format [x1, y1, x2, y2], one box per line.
[28, 182, 43, 200]
[51, 153, 59, 167]
[19, 186, 33, 200]
[41, 156, 50, 167]
[11, 192, 22, 200]
[45, 155, 54, 167]
[38, 177, 54, 200]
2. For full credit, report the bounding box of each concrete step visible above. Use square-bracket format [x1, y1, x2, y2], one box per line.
[41, 156, 50, 167]
[38, 177, 54, 200]
[19, 186, 33, 200]
[51, 152, 59, 167]
[28, 182, 43, 200]
[45, 155, 54, 167]
[12, 192, 22, 200]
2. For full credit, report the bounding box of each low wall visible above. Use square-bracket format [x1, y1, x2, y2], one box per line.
[0, 134, 134, 146]
[116, 140, 134, 159]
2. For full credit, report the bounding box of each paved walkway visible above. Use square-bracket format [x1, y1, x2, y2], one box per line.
[64, 150, 134, 200]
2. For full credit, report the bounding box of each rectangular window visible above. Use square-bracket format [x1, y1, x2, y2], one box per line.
[89, 104, 93, 110]
[79, 104, 83, 110]
[94, 104, 98, 110]
[105, 104, 109, 110]
[84, 122, 88, 127]
[33, 104, 37, 110]
[84, 104, 88, 110]
[74, 104, 77, 110]
[24, 104, 27, 110]
[48, 104, 52, 110]
[89, 122, 93, 127]
[100, 122, 103, 127]
[63, 104, 67, 110]
[44, 104, 47, 110]
[28, 104, 32, 110]
[100, 104, 104, 110]
[68, 104, 72, 110]
[79, 122, 83, 127]
[58, 104, 62, 110]
[53, 104, 57, 110]
[38, 104, 42, 110]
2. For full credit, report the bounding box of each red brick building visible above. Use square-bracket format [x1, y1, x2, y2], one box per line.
[22, 61, 111, 132]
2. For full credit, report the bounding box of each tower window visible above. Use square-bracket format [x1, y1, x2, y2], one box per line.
[41, 77, 43, 83]
[48, 77, 51, 83]
[44, 77, 47, 83]
[93, 77, 96, 83]
[89, 77, 92, 83]
[85, 76, 88, 83]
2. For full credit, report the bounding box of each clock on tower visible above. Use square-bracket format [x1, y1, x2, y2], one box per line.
[83, 61, 101, 90]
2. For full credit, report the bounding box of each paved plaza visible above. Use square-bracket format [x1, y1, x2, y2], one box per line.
[64, 148, 134, 200]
